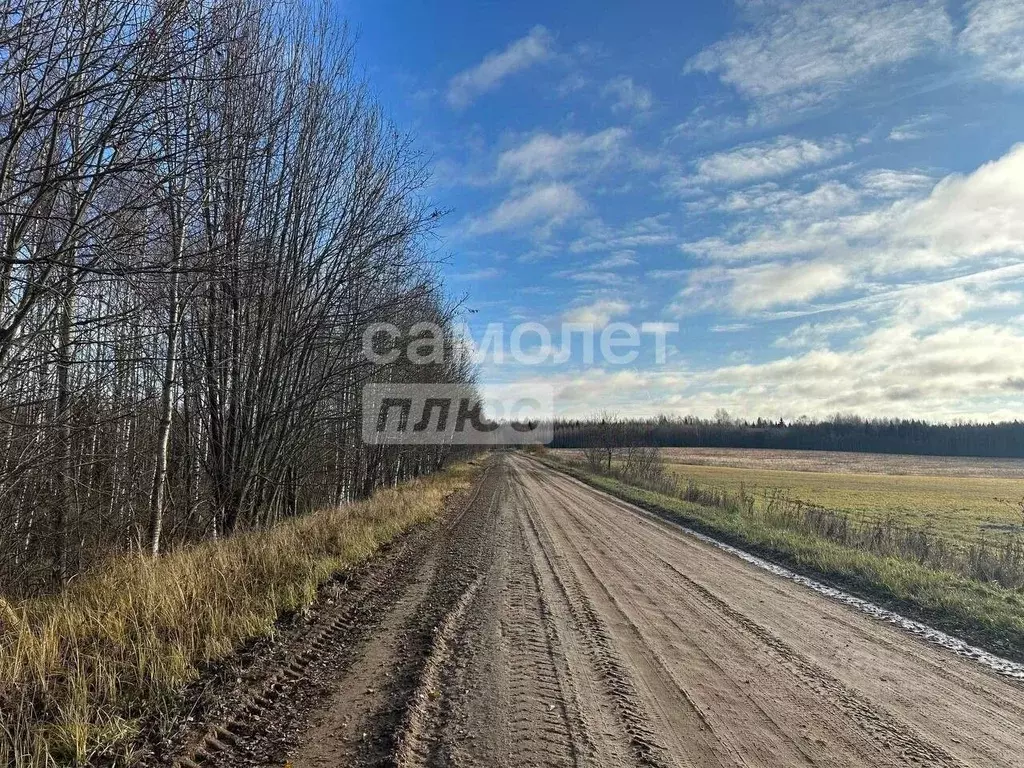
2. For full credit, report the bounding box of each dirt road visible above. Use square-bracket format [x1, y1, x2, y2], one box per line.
[188, 453, 1024, 767]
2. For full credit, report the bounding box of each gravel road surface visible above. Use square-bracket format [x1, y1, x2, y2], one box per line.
[192, 453, 1024, 767]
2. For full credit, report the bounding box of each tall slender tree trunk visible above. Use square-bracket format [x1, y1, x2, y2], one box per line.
[52, 282, 73, 586]
[148, 267, 181, 556]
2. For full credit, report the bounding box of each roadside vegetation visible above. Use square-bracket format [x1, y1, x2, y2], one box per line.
[659, 457, 1024, 546]
[0, 462, 477, 767]
[558, 448, 1024, 545]
[545, 436, 1024, 661]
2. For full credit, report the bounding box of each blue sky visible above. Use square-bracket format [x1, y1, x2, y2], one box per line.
[342, 0, 1024, 422]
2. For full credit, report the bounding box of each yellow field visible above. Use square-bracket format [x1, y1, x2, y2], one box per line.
[555, 448, 1024, 543]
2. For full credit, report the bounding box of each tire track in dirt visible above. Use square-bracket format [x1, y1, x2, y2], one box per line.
[394, 574, 483, 767]
[425, 458, 643, 768]
[395, 455, 685, 768]
[516, 455, 1024, 767]
[533, 469, 960, 766]
[369, 461, 505, 768]
[511, 468, 747, 768]
[498, 513, 581, 768]
[268, 453, 1024, 768]
[508, 473, 699, 768]
[166, 528, 431, 768]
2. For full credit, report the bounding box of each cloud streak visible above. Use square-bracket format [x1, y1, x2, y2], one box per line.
[602, 76, 654, 113]
[467, 182, 586, 236]
[497, 128, 629, 180]
[683, 143, 1024, 268]
[959, 0, 1024, 83]
[447, 26, 554, 108]
[563, 298, 630, 328]
[686, 0, 952, 114]
[494, 314, 1024, 421]
[674, 136, 851, 190]
[675, 144, 1024, 313]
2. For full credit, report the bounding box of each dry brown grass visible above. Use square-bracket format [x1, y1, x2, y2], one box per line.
[0, 462, 479, 767]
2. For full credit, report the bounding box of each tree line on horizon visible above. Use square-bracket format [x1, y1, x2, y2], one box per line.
[550, 413, 1024, 459]
[0, 0, 474, 596]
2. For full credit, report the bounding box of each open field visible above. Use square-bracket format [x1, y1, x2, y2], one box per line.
[658, 447, 1024, 478]
[555, 448, 1024, 544]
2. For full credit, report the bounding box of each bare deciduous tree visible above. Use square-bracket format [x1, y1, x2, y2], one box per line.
[0, 0, 476, 594]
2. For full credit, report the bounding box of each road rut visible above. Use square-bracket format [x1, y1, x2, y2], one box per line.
[283, 453, 1024, 767]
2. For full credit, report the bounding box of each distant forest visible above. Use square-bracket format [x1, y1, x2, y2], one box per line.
[550, 415, 1024, 459]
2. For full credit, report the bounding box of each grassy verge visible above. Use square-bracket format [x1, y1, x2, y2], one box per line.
[542, 456, 1024, 662]
[0, 461, 480, 767]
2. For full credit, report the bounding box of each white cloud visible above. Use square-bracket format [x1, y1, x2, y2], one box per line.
[447, 26, 554, 108]
[497, 128, 629, 180]
[686, 0, 952, 114]
[774, 317, 865, 348]
[676, 135, 851, 189]
[711, 183, 790, 213]
[454, 267, 503, 280]
[890, 278, 1023, 328]
[701, 321, 1024, 419]
[681, 144, 1024, 275]
[959, 0, 1024, 84]
[893, 143, 1024, 268]
[563, 298, 630, 328]
[858, 169, 934, 197]
[483, 368, 671, 417]
[493, 318, 1024, 421]
[556, 72, 587, 96]
[591, 251, 637, 269]
[887, 115, 935, 142]
[647, 269, 690, 280]
[559, 270, 623, 285]
[602, 76, 654, 113]
[678, 260, 851, 313]
[679, 232, 824, 263]
[552, 255, 638, 285]
[467, 183, 586, 236]
[888, 127, 921, 143]
[570, 215, 676, 253]
[708, 180, 861, 219]
[485, 263, 1024, 420]
[672, 107, 746, 141]
[770, 264, 1023, 326]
